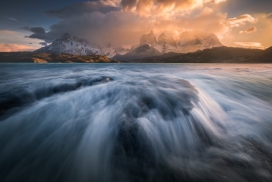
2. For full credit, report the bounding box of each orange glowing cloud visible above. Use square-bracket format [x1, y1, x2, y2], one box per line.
[121, 0, 226, 17]
[18, 0, 272, 49]
[0, 44, 35, 52]
[228, 14, 255, 27]
[234, 42, 264, 49]
[240, 26, 257, 34]
[205, 0, 226, 4]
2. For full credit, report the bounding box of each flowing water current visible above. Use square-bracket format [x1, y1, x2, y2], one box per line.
[0, 63, 272, 182]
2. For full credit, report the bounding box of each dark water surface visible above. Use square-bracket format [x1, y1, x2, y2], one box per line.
[0, 63, 272, 182]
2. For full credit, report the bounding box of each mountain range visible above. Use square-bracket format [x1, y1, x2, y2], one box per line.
[35, 33, 129, 58]
[124, 47, 264, 63]
[247, 46, 272, 63]
[29, 32, 272, 63]
[35, 31, 224, 60]
[1, 46, 271, 63]
[140, 31, 223, 53]
[113, 31, 224, 61]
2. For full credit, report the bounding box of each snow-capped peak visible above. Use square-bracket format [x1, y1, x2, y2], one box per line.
[34, 34, 129, 58]
[140, 30, 158, 45]
[117, 31, 224, 60]
[35, 33, 102, 55]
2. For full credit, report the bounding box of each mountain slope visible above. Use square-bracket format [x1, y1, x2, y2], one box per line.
[0, 52, 117, 63]
[121, 47, 264, 63]
[140, 31, 158, 45]
[113, 44, 161, 61]
[115, 31, 224, 61]
[35, 34, 129, 58]
[247, 46, 272, 63]
[101, 43, 129, 58]
[35, 33, 102, 55]
[178, 33, 223, 53]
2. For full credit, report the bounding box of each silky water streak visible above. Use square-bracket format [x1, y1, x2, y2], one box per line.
[0, 64, 272, 182]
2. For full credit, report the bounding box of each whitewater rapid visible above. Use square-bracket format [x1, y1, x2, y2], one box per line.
[0, 64, 272, 182]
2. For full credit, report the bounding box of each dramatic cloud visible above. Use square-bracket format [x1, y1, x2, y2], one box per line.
[239, 26, 257, 34]
[22, 26, 55, 42]
[39, 42, 48, 46]
[0, 30, 42, 49]
[245, 26, 257, 33]
[22, 26, 46, 34]
[23, 0, 229, 47]
[120, 0, 226, 16]
[44, 11, 155, 46]
[228, 14, 255, 27]
[45, 0, 121, 18]
[235, 42, 264, 49]
[222, 0, 272, 15]
[121, 0, 136, 11]
[247, 13, 272, 48]
[210, 0, 226, 4]
[19, 0, 271, 49]
[0, 44, 35, 52]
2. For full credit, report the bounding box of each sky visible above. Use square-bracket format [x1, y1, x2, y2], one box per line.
[0, 0, 272, 51]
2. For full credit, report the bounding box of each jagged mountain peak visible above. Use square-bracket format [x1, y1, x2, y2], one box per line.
[34, 34, 129, 58]
[35, 34, 101, 55]
[159, 33, 167, 37]
[34, 31, 223, 61]
[140, 30, 158, 45]
[101, 43, 130, 58]
[158, 33, 168, 45]
[178, 31, 223, 48]
[55, 33, 85, 44]
[106, 43, 113, 48]
[116, 31, 224, 61]
[140, 30, 223, 48]
[113, 43, 161, 61]
[62, 33, 71, 39]
[148, 30, 155, 35]
[200, 33, 223, 47]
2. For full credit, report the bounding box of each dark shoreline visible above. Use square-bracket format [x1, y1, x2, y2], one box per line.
[1, 46, 271, 63]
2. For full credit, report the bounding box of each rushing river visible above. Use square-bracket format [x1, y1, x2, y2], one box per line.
[0, 63, 272, 182]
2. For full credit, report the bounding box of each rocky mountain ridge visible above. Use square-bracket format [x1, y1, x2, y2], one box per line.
[121, 47, 265, 63]
[139, 31, 223, 53]
[34, 31, 224, 61]
[114, 30, 224, 61]
[35, 33, 129, 58]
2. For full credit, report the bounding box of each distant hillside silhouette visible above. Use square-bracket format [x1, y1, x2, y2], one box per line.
[118, 47, 265, 63]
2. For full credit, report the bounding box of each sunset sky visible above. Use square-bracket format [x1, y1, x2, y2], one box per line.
[0, 0, 272, 51]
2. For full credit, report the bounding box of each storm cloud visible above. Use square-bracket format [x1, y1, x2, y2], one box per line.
[222, 0, 272, 16]
[20, 0, 272, 49]
[22, 26, 51, 41]
[45, 0, 121, 18]
[22, 0, 229, 46]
